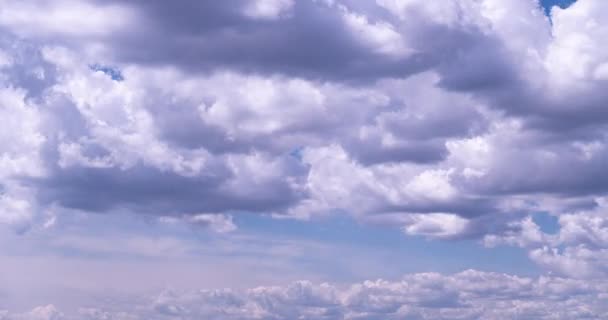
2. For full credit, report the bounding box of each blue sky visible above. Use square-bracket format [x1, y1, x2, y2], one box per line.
[541, 0, 577, 12]
[2, 0, 608, 319]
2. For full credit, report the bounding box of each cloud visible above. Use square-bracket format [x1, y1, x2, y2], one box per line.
[1, 305, 63, 320]
[0, 0, 606, 271]
[3, 270, 608, 319]
[483, 197, 608, 278]
[159, 213, 237, 233]
[0, 0, 434, 81]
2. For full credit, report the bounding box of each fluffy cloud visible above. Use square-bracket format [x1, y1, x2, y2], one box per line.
[2, 270, 608, 320]
[1, 305, 63, 320]
[483, 197, 608, 278]
[0, 0, 607, 299]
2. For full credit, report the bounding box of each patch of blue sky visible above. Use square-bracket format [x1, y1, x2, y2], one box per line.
[89, 63, 124, 81]
[532, 211, 561, 235]
[288, 146, 305, 161]
[540, 0, 577, 17]
[11, 210, 540, 283]
[234, 213, 541, 278]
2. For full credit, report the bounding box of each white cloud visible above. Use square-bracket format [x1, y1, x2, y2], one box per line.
[0, 0, 134, 38]
[402, 213, 469, 239]
[0, 0, 598, 236]
[3, 305, 63, 320]
[187, 214, 237, 233]
[546, 0, 608, 85]
[244, 0, 294, 20]
[341, 9, 411, 57]
[484, 197, 608, 278]
[4, 270, 608, 319]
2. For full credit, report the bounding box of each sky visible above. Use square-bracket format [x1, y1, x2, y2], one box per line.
[0, 0, 608, 319]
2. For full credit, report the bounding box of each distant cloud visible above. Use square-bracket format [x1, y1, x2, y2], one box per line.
[3, 269, 608, 319]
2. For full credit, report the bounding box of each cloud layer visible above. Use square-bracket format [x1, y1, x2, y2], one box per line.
[3, 270, 608, 320]
[2, 0, 606, 227]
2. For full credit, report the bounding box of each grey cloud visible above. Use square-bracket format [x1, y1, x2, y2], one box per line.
[1, 0, 510, 84]
[347, 139, 449, 166]
[0, 34, 58, 100]
[84, 0, 435, 82]
[33, 162, 304, 215]
[462, 138, 608, 196]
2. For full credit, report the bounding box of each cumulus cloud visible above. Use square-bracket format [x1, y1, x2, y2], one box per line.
[0, 0, 605, 239]
[2, 270, 608, 320]
[1, 0, 608, 315]
[483, 197, 608, 278]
